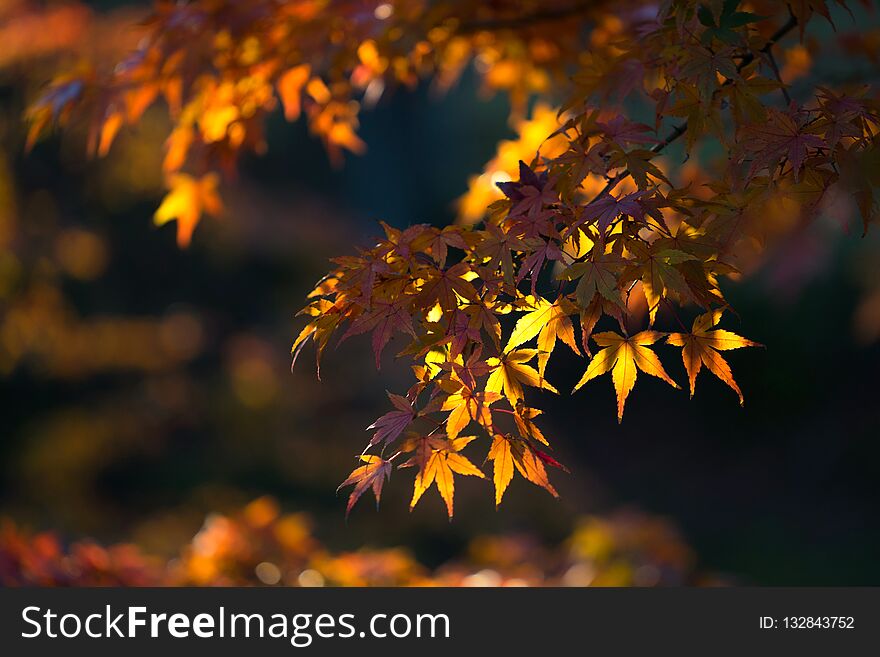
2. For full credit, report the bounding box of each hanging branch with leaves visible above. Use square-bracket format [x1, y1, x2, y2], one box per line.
[25, 0, 880, 516]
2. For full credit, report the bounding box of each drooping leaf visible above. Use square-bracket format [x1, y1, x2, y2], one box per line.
[338, 455, 393, 516]
[366, 393, 417, 446]
[505, 296, 580, 375]
[486, 349, 558, 405]
[667, 309, 761, 405]
[573, 331, 680, 422]
[488, 434, 560, 506]
[404, 436, 485, 518]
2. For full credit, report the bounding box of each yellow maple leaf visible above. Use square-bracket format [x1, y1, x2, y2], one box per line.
[154, 173, 223, 248]
[488, 435, 514, 506]
[574, 330, 679, 422]
[440, 387, 501, 439]
[488, 434, 559, 507]
[407, 436, 485, 518]
[667, 309, 761, 405]
[486, 348, 558, 405]
[505, 296, 580, 376]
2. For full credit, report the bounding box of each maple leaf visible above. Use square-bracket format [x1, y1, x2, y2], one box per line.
[414, 263, 478, 312]
[569, 191, 647, 234]
[339, 299, 416, 368]
[366, 393, 417, 446]
[725, 74, 783, 124]
[505, 296, 580, 376]
[558, 250, 626, 310]
[614, 149, 671, 190]
[427, 226, 469, 267]
[665, 82, 723, 153]
[446, 310, 482, 360]
[25, 77, 85, 151]
[574, 331, 680, 422]
[789, 0, 844, 40]
[486, 349, 558, 406]
[698, 0, 764, 45]
[507, 162, 559, 219]
[579, 295, 625, 356]
[737, 107, 826, 182]
[667, 309, 761, 405]
[488, 435, 559, 507]
[338, 455, 392, 517]
[623, 241, 699, 325]
[154, 173, 223, 248]
[679, 44, 738, 100]
[597, 116, 659, 148]
[516, 238, 562, 296]
[291, 302, 344, 378]
[461, 299, 503, 350]
[440, 386, 501, 439]
[404, 436, 485, 518]
[513, 404, 548, 445]
[497, 161, 554, 215]
[474, 223, 529, 285]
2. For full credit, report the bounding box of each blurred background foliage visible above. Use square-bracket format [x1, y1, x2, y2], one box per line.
[0, 0, 879, 585]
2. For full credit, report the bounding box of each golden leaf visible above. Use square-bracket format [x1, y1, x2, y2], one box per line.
[667, 309, 761, 405]
[574, 330, 679, 422]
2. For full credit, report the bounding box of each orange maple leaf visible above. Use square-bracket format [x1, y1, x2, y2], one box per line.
[667, 309, 761, 405]
[574, 330, 679, 422]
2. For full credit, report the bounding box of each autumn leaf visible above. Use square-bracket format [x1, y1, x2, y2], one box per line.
[667, 309, 761, 405]
[414, 263, 478, 312]
[488, 434, 559, 507]
[569, 191, 647, 234]
[488, 435, 515, 506]
[441, 386, 501, 440]
[624, 241, 698, 324]
[513, 405, 548, 445]
[486, 349, 558, 406]
[557, 251, 626, 310]
[614, 149, 670, 189]
[574, 331, 680, 422]
[29, 0, 855, 516]
[366, 393, 417, 446]
[339, 299, 416, 368]
[404, 436, 485, 518]
[505, 296, 580, 376]
[737, 107, 826, 182]
[154, 173, 223, 248]
[338, 455, 392, 517]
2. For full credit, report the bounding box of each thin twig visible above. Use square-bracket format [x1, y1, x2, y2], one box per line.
[765, 49, 793, 105]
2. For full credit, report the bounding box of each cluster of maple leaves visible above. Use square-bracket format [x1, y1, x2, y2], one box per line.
[26, 0, 880, 516]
